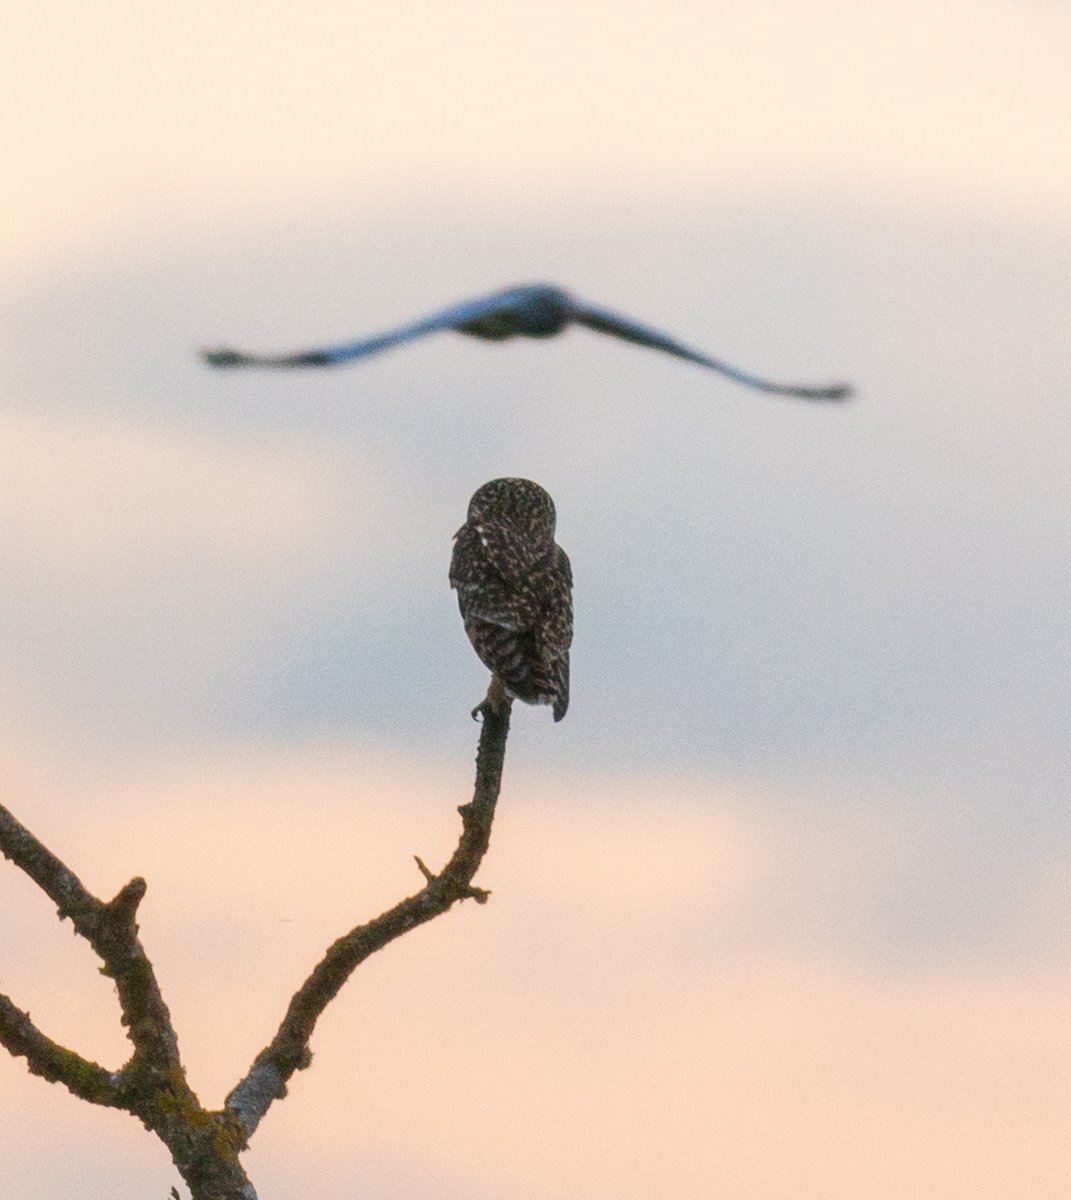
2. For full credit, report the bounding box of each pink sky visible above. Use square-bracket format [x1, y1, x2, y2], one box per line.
[3, 2, 1070, 1196]
[3, 742, 1071, 1196]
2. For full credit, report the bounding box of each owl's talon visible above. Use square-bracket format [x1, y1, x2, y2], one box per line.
[471, 675, 513, 723]
[471, 694, 509, 723]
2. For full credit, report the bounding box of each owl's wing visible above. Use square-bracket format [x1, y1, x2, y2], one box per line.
[536, 546, 573, 656]
[536, 547, 573, 721]
[572, 300, 852, 400]
[201, 289, 532, 369]
[451, 542, 536, 630]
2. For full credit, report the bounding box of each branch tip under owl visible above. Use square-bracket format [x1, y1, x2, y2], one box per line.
[450, 478, 573, 722]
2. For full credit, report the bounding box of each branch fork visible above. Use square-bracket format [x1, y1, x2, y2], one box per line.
[0, 704, 511, 1200]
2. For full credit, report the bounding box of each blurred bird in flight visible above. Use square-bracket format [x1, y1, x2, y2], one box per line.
[203, 282, 851, 401]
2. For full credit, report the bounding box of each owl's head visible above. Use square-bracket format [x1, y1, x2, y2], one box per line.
[466, 477, 557, 535]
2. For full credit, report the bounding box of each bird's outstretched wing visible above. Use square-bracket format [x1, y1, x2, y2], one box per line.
[203, 281, 852, 399]
[202, 288, 538, 369]
[572, 301, 852, 401]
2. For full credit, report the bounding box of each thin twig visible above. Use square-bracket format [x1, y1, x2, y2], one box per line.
[226, 703, 511, 1137]
[0, 992, 122, 1106]
[0, 804, 179, 1078]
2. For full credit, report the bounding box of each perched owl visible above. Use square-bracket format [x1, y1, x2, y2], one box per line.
[204, 281, 851, 401]
[450, 478, 573, 721]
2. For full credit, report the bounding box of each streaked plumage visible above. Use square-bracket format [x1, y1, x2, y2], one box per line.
[450, 478, 573, 721]
[203, 282, 851, 400]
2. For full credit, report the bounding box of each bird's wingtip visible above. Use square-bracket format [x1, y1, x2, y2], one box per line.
[201, 347, 246, 368]
[823, 382, 855, 402]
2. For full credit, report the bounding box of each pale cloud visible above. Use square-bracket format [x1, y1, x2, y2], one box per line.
[0, 412, 361, 583]
[4, 1, 1071, 272]
[0, 408, 444, 746]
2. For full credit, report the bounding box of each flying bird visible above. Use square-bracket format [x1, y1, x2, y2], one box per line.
[450, 477, 573, 721]
[203, 283, 851, 400]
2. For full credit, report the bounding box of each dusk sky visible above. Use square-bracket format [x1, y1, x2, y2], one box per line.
[2, 2, 1070, 1196]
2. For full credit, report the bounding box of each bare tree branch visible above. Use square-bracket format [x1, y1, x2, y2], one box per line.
[226, 702, 511, 1137]
[0, 805, 179, 1079]
[0, 992, 122, 1106]
[1, 703, 512, 1197]
[0, 800, 254, 1198]
[0, 802, 105, 927]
